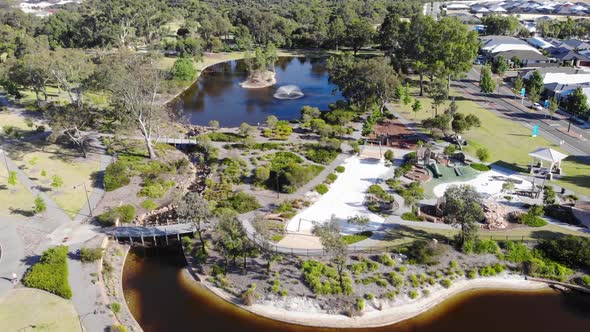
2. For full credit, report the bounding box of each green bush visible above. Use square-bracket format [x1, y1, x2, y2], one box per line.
[326, 173, 338, 183]
[104, 161, 131, 191]
[537, 236, 590, 270]
[470, 163, 491, 172]
[80, 247, 103, 263]
[335, 166, 345, 173]
[109, 325, 127, 332]
[138, 179, 175, 198]
[467, 270, 477, 279]
[302, 260, 353, 296]
[109, 302, 121, 314]
[579, 275, 590, 286]
[315, 184, 329, 195]
[170, 57, 196, 81]
[33, 195, 46, 214]
[357, 297, 365, 311]
[140, 199, 158, 211]
[97, 205, 136, 227]
[401, 212, 422, 221]
[304, 145, 339, 164]
[225, 192, 261, 213]
[206, 132, 243, 142]
[476, 147, 490, 162]
[23, 246, 72, 299]
[440, 278, 452, 288]
[474, 239, 500, 255]
[408, 290, 418, 299]
[443, 144, 456, 156]
[384, 149, 394, 161]
[378, 253, 396, 267]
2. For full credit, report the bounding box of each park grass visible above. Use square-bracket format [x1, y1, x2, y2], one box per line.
[0, 112, 40, 131]
[0, 162, 36, 217]
[396, 86, 590, 196]
[342, 231, 374, 245]
[0, 289, 81, 332]
[9, 143, 100, 219]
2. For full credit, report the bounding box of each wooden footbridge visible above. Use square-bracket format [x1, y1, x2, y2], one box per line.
[527, 276, 590, 295]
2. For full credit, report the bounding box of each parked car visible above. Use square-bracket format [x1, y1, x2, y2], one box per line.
[531, 103, 543, 111]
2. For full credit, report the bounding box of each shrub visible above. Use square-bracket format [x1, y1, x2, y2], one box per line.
[357, 298, 365, 311]
[304, 145, 339, 164]
[138, 179, 175, 198]
[23, 246, 72, 299]
[140, 199, 158, 211]
[315, 184, 329, 195]
[440, 279, 452, 288]
[384, 150, 394, 161]
[580, 275, 590, 286]
[104, 161, 130, 191]
[408, 290, 418, 299]
[80, 247, 103, 263]
[326, 173, 338, 183]
[476, 147, 490, 162]
[33, 195, 46, 214]
[335, 166, 345, 173]
[97, 205, 136, 226]
[474, 239, 500, 255]
[401, 212, 422, 221]
[225, 192, 261, 213]
[443, 144, 456, 156]
[537, 236, 590, 270]
[170, 57, 196, 81]
[109, 325, 127, 332]
[378, 253, 396, 267]
[7, 171, 17, 185]
[405, 240, 444, 265]
[365, 293, 374, 300]
[387, 272, 404, 289]
[254, 166, 271, 183]
[470, 163, 490, 172]
[467, 270, 477, 279]
[50, 175, 64, 189]
[109, 302, 121, 314]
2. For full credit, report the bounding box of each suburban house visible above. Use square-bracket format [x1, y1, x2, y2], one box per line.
[481, 36, 541, 55]
[544, 82, 590, 104]
[493, 49, 551, 68]
[545, 47, 590, 67]
[527, 37, 553, 50]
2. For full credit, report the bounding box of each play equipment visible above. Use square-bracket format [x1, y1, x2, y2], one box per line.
[427, 160, 442, 178]
[454, 166, 463, 176]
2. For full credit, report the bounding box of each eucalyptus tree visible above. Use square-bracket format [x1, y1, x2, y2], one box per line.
[177, 192, 213, 253]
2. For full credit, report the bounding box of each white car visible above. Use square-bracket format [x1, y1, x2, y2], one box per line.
[531, 103, 543, 111]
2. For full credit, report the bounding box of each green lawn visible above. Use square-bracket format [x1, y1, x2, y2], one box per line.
[8, 143, 100, 219]
[0, 162, 36, 217]
[395, 85, 590, 196]
[0, 289, 81, 332]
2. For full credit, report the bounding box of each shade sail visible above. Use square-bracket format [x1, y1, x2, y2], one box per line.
[528, 148, 568, 163]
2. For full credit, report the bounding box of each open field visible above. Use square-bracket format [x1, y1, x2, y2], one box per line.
[396, 86, 590, 196]
[7, 143, 100, 219]
[0, 289, 81, 332]
[0, 161, 36, 217]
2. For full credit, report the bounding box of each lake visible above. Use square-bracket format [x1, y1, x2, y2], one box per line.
[123, 247, 590, 332]
[177, 57, 342, 127]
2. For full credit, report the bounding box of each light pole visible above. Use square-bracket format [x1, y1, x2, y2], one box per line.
[0, 148, 9, 172]
[74, 182, 92, 217]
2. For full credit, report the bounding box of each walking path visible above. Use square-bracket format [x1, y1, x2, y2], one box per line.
[0, 99, 115, 331]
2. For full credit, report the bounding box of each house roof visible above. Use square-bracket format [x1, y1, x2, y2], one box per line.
[481, 36, 540, 54]
[494, 50, 549, 61]
[546, 46, 590, 61]
[528, 148, 568, 163]
[561, 39, 590, 50]
[527, 37, 553, 49]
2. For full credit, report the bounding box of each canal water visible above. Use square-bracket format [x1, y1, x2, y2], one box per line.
[123, 247, 590, 332]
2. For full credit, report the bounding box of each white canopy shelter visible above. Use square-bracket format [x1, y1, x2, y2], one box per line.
[528, 148, 568, 176]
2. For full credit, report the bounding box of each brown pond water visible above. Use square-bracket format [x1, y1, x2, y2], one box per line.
[123, 247, 590, 332]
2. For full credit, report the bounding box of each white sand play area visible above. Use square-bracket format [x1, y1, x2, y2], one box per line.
[286, 156, 390, 234]
[432, 167, 533, 199]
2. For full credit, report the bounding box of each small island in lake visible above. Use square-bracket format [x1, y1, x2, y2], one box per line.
[240, 44, 279, 89]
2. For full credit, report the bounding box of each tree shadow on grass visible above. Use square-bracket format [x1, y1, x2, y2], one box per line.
[9, 207, 35, 217]
[491, 160, 528, 173]
[90, 170, 104, 190]
[381, 224, 452, 244]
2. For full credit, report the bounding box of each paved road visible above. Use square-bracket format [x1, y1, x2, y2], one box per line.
[462, 67, 590, 162]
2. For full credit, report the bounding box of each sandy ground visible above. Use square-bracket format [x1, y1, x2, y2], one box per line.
[433, 167, 533, 199]
[286, 156, 390, 234]
[198, 271, 548, 329]
[277, 233, 323, 249]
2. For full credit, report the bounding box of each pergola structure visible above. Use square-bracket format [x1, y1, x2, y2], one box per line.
[528, 148, 568, 179]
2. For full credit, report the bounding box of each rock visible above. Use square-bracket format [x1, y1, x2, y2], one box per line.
[482, 199, 509, 230]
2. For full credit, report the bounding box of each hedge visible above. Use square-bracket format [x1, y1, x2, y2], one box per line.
[23, 246, 72, 299]
[470, 163, 491, 172]
[97, 204, 136, 226]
